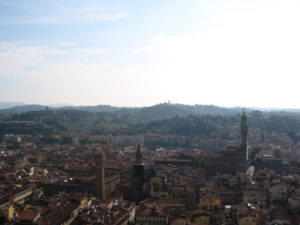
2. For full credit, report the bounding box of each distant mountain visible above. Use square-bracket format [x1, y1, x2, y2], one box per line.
[59, 105, 123, 112]
[0, 104, 48, 114]
[248, 107, 300, 113]
[2, 102, 300, 120]
[0, 104, 124, 114]
[49, 103, 73, 107]
[0, 102, 25, 110]
[0, 103, 242, 117]
[115, 103, 241, 122]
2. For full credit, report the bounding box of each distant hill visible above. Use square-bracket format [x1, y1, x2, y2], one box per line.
[1, 108, 300, 141]
[0, 104, 123, 114]
[113, 103, 241, 123]
[1, 102, 300, 115]
[49, 103, 73, 107]
[248, 107, 300, 113]
[0, 103, 245, 136]
[58, 105, 123, 113]
[0, 102, 25, 110]
[0, 104, 48, 114]
[0, 103, 241, 117]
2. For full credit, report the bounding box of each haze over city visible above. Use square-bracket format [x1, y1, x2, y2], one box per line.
[2, 1, 300, 224]
[1, 0, 300, 108]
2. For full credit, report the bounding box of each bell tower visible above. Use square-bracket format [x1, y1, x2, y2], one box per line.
[135, 142, 143, 164]
[240, 111, 248, 161]
[130, 143, 144, 202]
[95, 154, 105, 200]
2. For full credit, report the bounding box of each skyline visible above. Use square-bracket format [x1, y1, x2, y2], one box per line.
[3, 101, 300, 112]
[1, 0, 300, 108]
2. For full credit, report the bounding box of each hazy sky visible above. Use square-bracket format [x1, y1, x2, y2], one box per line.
[1, 0, 300, 108]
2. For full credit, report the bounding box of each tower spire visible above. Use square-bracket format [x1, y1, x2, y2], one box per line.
[135, 142, 143, 164]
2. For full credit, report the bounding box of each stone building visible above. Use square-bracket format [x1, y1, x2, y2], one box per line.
[42, 153, 120, 200]
[216, 111, 249, 174]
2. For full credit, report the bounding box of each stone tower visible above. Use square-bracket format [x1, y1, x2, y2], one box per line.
[240, 111, 248, 161]
[135, 142, 143, 164]
[95, 154, 105, 200]
[130, 143, 144, 202]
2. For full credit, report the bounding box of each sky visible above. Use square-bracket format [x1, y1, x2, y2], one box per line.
[0, 0, 300, 108]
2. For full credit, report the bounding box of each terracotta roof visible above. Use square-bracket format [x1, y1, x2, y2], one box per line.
[43, 202, 79, 225]
[17, 211, 40, 221]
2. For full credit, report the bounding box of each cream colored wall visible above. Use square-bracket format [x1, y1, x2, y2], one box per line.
[2, 205, 16, 221]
